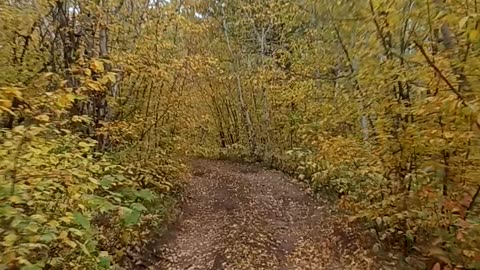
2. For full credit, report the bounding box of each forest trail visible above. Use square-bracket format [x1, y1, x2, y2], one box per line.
[154, 160, 380, 270]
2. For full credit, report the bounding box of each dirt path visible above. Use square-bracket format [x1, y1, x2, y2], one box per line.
[154, 160, 379, 270]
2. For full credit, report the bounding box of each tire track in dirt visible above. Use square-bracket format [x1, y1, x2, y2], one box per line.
[154, 160, 380, 270]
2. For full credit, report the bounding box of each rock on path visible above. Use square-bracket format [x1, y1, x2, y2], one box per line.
[154, 160, 379, 270]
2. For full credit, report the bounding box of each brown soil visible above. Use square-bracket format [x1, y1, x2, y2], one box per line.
[152, 159, 383, 270]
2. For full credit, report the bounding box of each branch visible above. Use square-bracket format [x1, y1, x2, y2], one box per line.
[369, 0, 391, 58]
[413, 41, 463, 99]
[414, 41, 480, 130]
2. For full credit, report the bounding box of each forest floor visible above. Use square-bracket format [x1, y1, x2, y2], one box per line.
[150, 159, 390, 270]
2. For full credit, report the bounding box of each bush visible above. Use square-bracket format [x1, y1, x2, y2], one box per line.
[0, 123, 183, 269]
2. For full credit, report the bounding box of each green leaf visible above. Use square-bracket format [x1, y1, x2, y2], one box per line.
[119, 187, 137, 199]
[123, 209, 141, 227]
[405, 230, 414, 243]
[130, 203, 148, 212]
[136, 189, 156, 201]
[73, 212, 91, 231]
[88, 196, 115, 213]
[98, 256, 110, 268]
[79, 242, 91, 256]
[100, 175, 115, 188]
[40, 233, 55, 243]
[86, 239, 98, 253]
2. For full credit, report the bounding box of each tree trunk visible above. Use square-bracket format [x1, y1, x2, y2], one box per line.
[221, 7, 257, 157]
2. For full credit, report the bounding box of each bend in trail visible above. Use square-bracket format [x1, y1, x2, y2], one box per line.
[154, 160, 382, 270]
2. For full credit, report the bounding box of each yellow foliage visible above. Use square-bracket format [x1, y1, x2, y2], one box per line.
[90, 59, 105, 73]
[1, 0, 480, 268]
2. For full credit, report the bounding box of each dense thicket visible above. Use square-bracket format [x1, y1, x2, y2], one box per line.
[1, 0, 479, 269]
[189, 0, 480, 268]
[0, 0, 191, 269]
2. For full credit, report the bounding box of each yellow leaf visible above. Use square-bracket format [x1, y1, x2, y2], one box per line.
[90, 59, 105, 73]
[57, 93, 76, 108]
[8, 196, 23, 204]
[469, 30, 480, 42]
[25, 223, 39, 233]
[3, 233, 18, 247]
[0, 99, 12, 108]
[0, 106, 14, 115]
[59, 231, 68, 239]
[106, 72, 117, 83]
[60, 216, 72, 224]
[157, 183, 171, 192]
[462, 250, 476, 258]
[72, 115, 92, 124]
[99, 76, 110, 85]
[29, 235, 41, 243]
[63, 238, 77, 248]
[78, 141, 90, 148]
[88, 177, 99, 185]
[444, 132, 454, 139]
[85, 80, 105, 92]
[459, 16, 469, 29]
[47, 220, 60, 227]
[31, 214, 47, 223]
[1, 87, 22, 99]
[35, 114, 50, 122]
